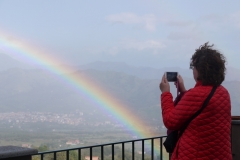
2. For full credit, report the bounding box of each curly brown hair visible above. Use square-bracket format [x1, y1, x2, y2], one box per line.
[190, 42, 226, 86]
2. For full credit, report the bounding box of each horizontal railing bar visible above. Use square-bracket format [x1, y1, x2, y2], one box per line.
[33, 136, 167, 155]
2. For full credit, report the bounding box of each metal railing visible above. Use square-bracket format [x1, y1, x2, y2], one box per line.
[32, 136, 169, 160]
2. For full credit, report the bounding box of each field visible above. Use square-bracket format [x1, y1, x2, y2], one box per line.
[0, 124, 165, 151]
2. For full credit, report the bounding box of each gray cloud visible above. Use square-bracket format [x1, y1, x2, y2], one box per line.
[166, 21, 194, 27]
[106, 12, 157, 31]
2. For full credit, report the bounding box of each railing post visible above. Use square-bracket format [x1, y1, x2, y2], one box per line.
[231, 116, 240, 160]
[0, 146, 38, 160]
[132, 142, 134, 160]
[122, 143, 124, 160]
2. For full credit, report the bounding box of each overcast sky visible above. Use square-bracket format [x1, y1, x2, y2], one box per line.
[0, 0, 240, 69]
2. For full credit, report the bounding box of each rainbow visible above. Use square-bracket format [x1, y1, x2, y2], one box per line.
[0, 29, 149, 136]
[0, 29, 168, 158]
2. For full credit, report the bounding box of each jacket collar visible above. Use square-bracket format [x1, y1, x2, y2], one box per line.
[194, 80, 202, 87]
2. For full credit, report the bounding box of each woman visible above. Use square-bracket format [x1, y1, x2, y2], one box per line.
[160, 42, 232, 160]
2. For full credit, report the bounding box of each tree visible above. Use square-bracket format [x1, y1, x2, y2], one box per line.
[38, 145, 49, 152]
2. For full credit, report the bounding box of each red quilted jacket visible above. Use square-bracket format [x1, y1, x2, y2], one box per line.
[161, 81, 232, 160]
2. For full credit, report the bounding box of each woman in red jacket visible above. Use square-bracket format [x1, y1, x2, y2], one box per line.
[160, 42, 232, 160]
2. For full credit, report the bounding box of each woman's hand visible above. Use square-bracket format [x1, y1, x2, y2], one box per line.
[174, 75, 186, 93]
[159, 74, 170, 93]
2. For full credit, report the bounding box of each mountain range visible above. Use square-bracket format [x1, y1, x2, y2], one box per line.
[0, 52, 240, 116]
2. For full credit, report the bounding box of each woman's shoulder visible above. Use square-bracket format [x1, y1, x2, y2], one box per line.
[184, 84, 229, 99]
[179, 86, 208, 103]
[217, 85, 229, 92]
[185, 85, 211, 96]
[215, 85, 230, 98]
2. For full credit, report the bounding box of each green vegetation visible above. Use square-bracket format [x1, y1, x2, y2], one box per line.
[0, 127, 164, 147]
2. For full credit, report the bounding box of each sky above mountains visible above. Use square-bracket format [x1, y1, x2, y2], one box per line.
[0, 0, 240, 69]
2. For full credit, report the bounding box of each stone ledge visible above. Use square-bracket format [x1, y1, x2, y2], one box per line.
[0, 146, 38, 159]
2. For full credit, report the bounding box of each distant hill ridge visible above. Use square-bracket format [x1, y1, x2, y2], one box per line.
[79, 61, 240, 82]
[0, 54, 239, 115]
[0, 67, 239, 116]
[1, 52, 240, 81]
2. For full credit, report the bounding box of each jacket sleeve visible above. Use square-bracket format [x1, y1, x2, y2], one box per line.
[161, 89, 206, 130]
